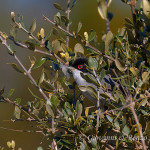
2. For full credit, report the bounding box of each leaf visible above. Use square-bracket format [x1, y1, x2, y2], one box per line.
[52, 39, 63, 53]
[28, 88, 41, 100]
[88, 30, 96, 42]
[40, 28, 45, 39]
[64, 102, 72, 116]
[88, 57, 98, 70]
[14, 106, 21, 119]
[53, 3, 64, 11]
[143, 0, 150, 17]
[97, 0, 112, 20]
[7, 89, 15, 98]
[85, 107, 89, 117]
[61, 15, 69, 26]
[99, 69, 106, 82]
[105, 31, 113, 54]
[74, 43, 84, 55]
[54, 12, 61, 25]
[115, 59, 126, 72]
[29, 18, 36, 34]
[77, 21, 82, 33]
[37, 146, 43, 150]
[142, 71, 150, 83]
[38, 70, 45, 86]
[79, 85, 98, 100]
[80, 72, 99, 87]
[32, 58, 46, 70]
[7, 63, 23, 73]
[10, 26, 17, 39]
[125, 17, 133, 25]
[76, 101, 82, 118]
[130, 67, 139, 76]
[45, 30, 52, 40]
[51, 95, 59, 107]
[25, 41, 35, 50]
[46, 104, 54, 118]
[122, 125, 130, 135]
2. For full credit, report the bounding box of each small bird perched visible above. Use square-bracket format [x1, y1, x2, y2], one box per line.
[61, 57, 121, 105]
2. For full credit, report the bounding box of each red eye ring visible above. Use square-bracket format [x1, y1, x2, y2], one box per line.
[78, 64, 83, 70]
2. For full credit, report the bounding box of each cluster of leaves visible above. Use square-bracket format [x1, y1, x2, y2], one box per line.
[0, 0, 150, 149]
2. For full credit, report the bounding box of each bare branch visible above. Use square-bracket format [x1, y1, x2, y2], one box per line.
[0, 34, 51, 105]
[130, 102, 147, 150]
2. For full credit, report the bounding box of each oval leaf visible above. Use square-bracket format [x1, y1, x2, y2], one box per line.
[7, 63, 23, 73]
[74, 43, 84, 55]
[29, 18, 36, 34]
[32, 58, 46, 70]
[115, 59, 126, 72]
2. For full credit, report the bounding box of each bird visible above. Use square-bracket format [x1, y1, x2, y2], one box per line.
[60, 57, 121, 105]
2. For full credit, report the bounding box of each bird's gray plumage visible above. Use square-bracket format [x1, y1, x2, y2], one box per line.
[60, 57, 120, 105]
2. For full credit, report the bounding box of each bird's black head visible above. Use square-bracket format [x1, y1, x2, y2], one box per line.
[72, 57, 89, 73]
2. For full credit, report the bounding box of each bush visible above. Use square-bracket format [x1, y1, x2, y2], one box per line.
[0, 0, 150, 149]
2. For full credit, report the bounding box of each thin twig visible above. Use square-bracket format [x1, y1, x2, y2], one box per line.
[0, 126, 42, 133]
[43, 15, 115, 62]
[66, 0, 70, 46]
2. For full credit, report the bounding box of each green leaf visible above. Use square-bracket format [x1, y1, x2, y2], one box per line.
[7, 89, 15, 98]
[80, 72, 99, 87]
[32, 58, 46, 70]
[74, 43, 84, 55]
[54, 12, 61, 25]
[51, 95, 59, 107]
[88, 57, 98, 70]
[61, 15, 69, 26]
[38, 70, 45, 87]
[115, 59, 126, 72]
[10, 26, 17, 39]
[99, 69, 106, 82]
[28, 88, 41, 100]
[46, 104, 54, 117]
[88, 30, 96, 42]
[64, 102, 72, 116]
[16, 98, 21, 104]
[105, 31, 113, 54]
[77, 21, 82, 33]
[142, 71, 150, 83]
[130, 67, 139, 76]
[53, 3, 64, 11]
[79, 85, 98, 100]
[25, 41, 35, 50]
[29, 18, 36, 34]
[76, 100, 83, 118]
[45, 30, 52, 40]
[14, 106, 21, 119]
[7, 63, 23, 73]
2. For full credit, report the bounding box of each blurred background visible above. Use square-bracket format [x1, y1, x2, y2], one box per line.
[0, 0, 141, 149]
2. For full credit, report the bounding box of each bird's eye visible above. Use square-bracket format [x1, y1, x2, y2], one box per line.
[78, 64, 83, 70]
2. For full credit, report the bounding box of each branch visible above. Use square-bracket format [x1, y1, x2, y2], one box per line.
[66, 0, 71, 46]
[43, 15, 115, 62]
[130, 102, 147, 150]
[0, 34, 51, 105]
